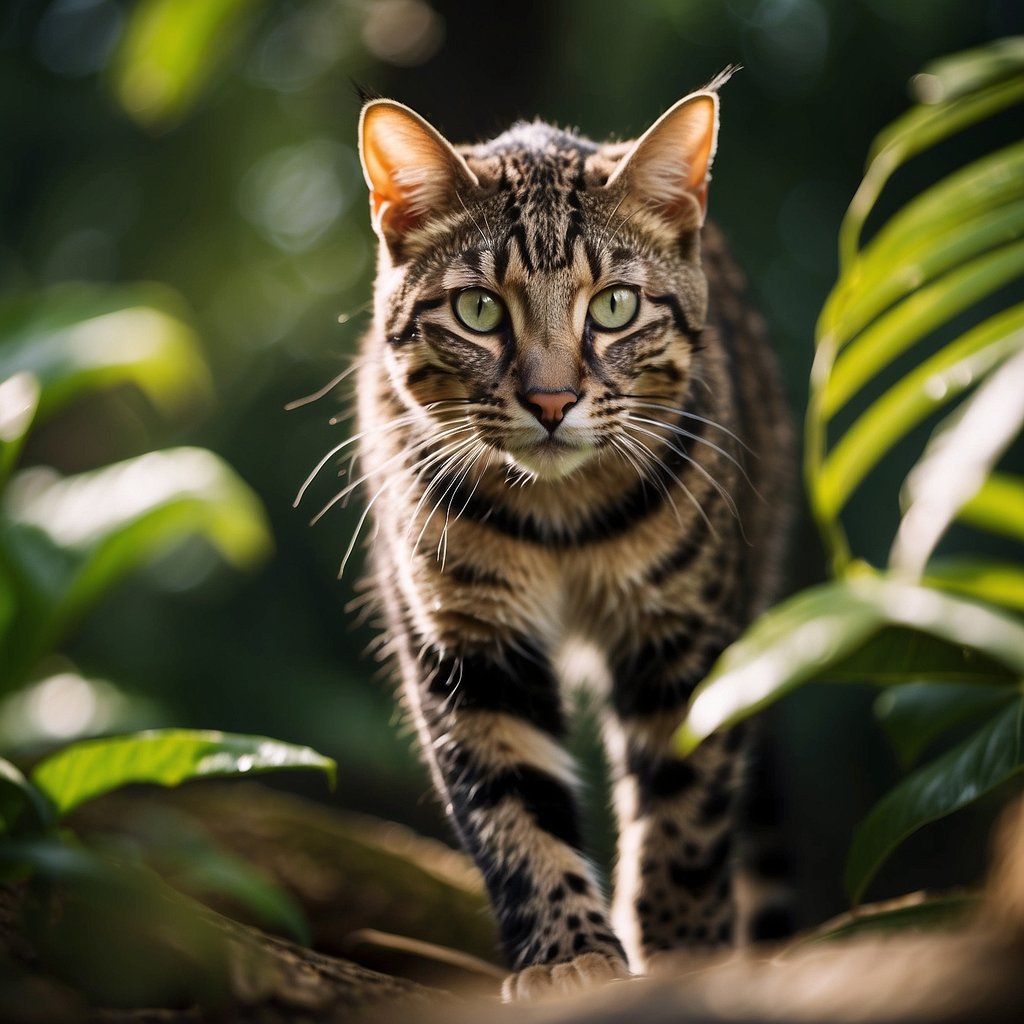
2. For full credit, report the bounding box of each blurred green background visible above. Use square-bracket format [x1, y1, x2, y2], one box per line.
[2, 0, 1021, 930]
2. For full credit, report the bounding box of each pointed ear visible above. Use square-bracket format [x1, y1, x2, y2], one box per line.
[606, 92, 719, 229]
[359, 99, 479, 251]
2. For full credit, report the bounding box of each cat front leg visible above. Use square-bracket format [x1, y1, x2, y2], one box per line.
[398, 633, 629, 1000]
[605, 628, 745, 974]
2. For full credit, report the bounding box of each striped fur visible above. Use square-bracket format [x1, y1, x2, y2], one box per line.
[350, 85, 793, 1000]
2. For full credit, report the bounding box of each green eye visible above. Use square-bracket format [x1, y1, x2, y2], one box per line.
[454, 288, 505, 333]
[588, 286, 639, 330]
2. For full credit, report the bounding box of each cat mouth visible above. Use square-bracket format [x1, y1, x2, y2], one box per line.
[504, 437, 595, 479]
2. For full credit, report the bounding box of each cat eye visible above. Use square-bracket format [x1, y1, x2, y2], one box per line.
[453, 288, 506, 334]
[588, 286, 639, 331]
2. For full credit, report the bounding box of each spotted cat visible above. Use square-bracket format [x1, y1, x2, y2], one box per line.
[349, 75, 792, 1000]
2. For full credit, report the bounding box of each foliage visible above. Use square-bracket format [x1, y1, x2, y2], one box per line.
[0, 281, 335, 995]
[677, 40, 1024, 909]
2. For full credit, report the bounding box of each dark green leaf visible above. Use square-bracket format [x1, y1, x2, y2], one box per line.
[32, 729, 337, 816]
[846, 698, 1024, 904]
[875, 682, 1017, 767]
[0, 757, 55, 838]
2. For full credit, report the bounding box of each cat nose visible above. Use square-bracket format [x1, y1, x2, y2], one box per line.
[521, 389, 579, 432]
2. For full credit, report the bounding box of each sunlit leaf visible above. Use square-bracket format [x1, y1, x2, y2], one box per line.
[958, 473, 1024, 543]
[0, 447, 272, 686]
[31, 729, 336, 816]
[822, 166, 1024, 350]
[846, 698, 1024, 905]
[0, 371, 41, 486]
[817, 306, 1024, 516]
[925, 559, 1024, 612]
[676, 576, 1024, 754]
[0, 757, 55, 838]
[822, 241, 1024, 422]
[911, 37, 1024, 104]
[112, 0, 258, 129]
[890, 347, 1024, 577]
[875, 682, 1017, 768]
[0, 285, 211, 424]
[840, 73, 1024, 265]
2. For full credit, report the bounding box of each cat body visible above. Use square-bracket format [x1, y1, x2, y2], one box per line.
[353, 83, 792, 999]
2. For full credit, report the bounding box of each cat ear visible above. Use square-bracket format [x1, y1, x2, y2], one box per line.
[606, 91, 719, 229]
[359, 99, 479, 250]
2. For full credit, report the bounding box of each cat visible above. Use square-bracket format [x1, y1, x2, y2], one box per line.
[349, 73, 793, 1000]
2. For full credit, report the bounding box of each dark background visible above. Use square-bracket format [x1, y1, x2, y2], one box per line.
[2, 0, 1021, 928]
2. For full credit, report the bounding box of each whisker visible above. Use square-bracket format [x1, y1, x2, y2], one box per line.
[285, 358, 363, 411]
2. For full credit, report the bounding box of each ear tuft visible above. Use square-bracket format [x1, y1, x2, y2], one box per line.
[606, 92, 720, 229]
[359, 100, 478, 249]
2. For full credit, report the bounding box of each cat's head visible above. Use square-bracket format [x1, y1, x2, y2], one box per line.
[358, 87, 723, 481]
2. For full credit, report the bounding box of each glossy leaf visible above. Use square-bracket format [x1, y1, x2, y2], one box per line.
[677, 576, 1024, 753]
[890, 347, 1024, 577]
[31, 729, 336, 816]
[0, 447, 272, 686]
[875, 682, 1017, 768]
[846, 698, 1024, 904]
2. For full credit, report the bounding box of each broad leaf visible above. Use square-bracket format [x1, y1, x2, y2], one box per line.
[31, 729, 336, 816]
[0, 447, 272, 687]
[0, 285, 211, 425]
[676, 576, 1024, 754]
[958, 473, 1024, 543]
[875, 682, 1017, 768]
[0, 756, 55, 837]
[846, 698, 1024, 904]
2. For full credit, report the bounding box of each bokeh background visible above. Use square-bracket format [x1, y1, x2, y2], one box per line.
[2, 0, 1021, 929]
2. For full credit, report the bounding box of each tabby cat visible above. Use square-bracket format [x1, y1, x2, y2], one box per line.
[349, 75, 792, 1000]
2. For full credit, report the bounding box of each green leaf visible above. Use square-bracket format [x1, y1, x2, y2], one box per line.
[0, 371, 41, 487]
[676, 576, 1024, 754]
[1, 447, 272, 686]
[31, 729, 336, 816]
[875, 682, 1017, 768]
[840, 72, 1024, 266]
[958, 473, 1024, 543]
[112, 0, 258, 129]
[0, 757, 55, 838]
[889, 347, 1024, 577]
[817, 305, 1024, 517]
[822, 240, 1024, 422]
[925, 559, 1024, 612]
[0, 285, 212, 425]
[846, 698, 1024, 905]
[911, 37, 1024, 104]
[792, 890, 978, 946]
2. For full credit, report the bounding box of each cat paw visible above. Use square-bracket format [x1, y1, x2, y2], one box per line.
[501, 952, 631, 1003]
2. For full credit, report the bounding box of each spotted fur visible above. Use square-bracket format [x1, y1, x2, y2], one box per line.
[348, 81, 793, 1000]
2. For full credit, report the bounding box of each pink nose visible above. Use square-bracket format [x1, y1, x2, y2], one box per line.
[523, 390, 578, 430]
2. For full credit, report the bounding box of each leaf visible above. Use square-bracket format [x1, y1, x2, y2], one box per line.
[875, 682, 1017, 768]
[0, 371, 41, 487]
[817, 305, 1024, 517]
[0, 285, 211, 425]
[31, 729, 336, 816]
[112, 0, 257, 129]
[0, 447, 272, 687]
[0, 838, 233, 1006]
[925, 559, 1024, 612]
[958, 472, 1024, 543]
[839, 72, 1024, 266]
[845, 698, 1024, 905]
[822, 240, 1024, 422]
[676, 575, 1024, 754]
[0, 757, 55, 838]
[791, 890, 978, 947]
[889, 346, 1024, 577]
[911, 37, 1024, 104]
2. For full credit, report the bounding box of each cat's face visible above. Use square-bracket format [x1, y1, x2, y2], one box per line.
[360, 95, 719, 481]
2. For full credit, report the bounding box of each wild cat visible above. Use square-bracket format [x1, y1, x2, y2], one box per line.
[347, 74, 792, 1000]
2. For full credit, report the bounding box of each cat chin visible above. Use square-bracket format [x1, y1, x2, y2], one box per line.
[505, 443, 595, 481]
